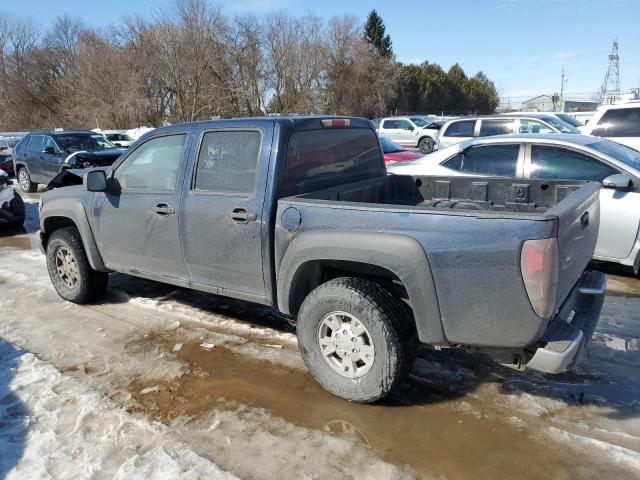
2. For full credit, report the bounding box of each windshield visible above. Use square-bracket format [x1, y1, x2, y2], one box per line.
[539, 116, 580, 134]
[410, 117, 429, 127]
[587, 139, 640, 171]
[555, 113, 583, 128]
[379, 137, 403, 153]
[56, 133, 116, 151]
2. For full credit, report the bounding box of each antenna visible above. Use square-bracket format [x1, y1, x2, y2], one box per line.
[598, 39, 621, 105]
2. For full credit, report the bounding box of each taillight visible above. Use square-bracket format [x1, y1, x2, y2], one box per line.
[520, 238, 558, 318]
[321, 119, 350, 128]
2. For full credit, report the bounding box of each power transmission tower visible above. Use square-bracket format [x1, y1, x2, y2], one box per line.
[598, 39, 621, 105]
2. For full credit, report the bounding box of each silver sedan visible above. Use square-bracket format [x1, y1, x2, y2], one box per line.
[388, 133, 640, 272]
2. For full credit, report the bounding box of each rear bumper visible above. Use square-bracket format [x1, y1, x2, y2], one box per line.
[526, 270, 606, 374]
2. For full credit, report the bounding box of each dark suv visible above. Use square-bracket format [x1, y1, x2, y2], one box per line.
[14, 131, 123, 192]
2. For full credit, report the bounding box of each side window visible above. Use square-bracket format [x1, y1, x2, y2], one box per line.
[530, 146, 618, 181]
[43, 137, 58, 152]
[444, 144, 520, 177]
[479, 119, 516, 137]
[444, 120, 475, 138]
[396, 120, 413, 130]
[519, 119, 555, 134]
[591, 108, 640, 137]
[382, 120, 397, 129]
[114, 134, 186, 191]
[27, 135, 44, 151]
[194, 130, 261, 194]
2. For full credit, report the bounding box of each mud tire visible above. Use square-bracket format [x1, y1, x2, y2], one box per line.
[296, 277, 416, 403]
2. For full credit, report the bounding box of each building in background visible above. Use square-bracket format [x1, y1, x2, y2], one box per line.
[521, 94, 599, 113]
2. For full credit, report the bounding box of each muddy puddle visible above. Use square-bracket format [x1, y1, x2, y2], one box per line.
[126, 333, 631, 480]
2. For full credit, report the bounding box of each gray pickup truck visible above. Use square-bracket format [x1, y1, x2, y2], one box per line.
[38, 116, 606, 402]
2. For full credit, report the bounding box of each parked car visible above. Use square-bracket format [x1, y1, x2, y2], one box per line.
[502, 112, 583, 131]
[388, 133, 640, 272]
[38, 116, 605, 403]
[379, 137, 422, 165]
[0, 170, 25, 228]
[377, 116, 442, 153]
[13, 131, 124, 192]
[103, 131, 135, 148]
[436, 115, 576, 150]
[0, 152, 14, 177]
[580, 102, 640, 150]
[0, 136, 21, 156]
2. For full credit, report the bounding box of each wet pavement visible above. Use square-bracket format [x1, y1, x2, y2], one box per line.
[1, 187, 640, 479]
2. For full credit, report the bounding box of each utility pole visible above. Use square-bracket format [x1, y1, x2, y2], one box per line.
[559, 70, 567, 112]
[598, 39, 621, 105]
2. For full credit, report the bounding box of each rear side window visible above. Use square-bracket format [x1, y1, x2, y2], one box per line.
[519, 119, 555, 134]
[591, 108, 640, 137]
[479, 119, 516, 137]
[285, 128, 382, 185]
[444, 120, 475, 138]
[194, 130, 261, 194]
[530, 146, 617, 181]
[444, 144, 520, 177]
[27, 135, 44, 150]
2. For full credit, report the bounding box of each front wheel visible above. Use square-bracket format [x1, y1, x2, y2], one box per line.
[418, 137, 434, 154]
[46, 227, 108, 304]
[296, 277, 416, 403]
[17, 167, 37, 193]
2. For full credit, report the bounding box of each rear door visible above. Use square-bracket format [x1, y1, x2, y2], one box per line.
[439, 120, 476, 148]
[92, 131, 191, 280]
[179, 127, 271, 300]
[441, 143, 523, 177]
[524, 144, 637, 260]
[24, 135, 45, 182]
[478, 118, 516, 137]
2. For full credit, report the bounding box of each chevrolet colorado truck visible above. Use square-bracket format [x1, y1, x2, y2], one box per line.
[38, 116, 606, 402]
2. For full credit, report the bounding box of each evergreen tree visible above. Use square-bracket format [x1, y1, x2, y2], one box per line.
[364, 10, 392, 57]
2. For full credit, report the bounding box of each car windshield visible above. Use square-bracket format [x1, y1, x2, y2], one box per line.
[56, 133, 116, 151]
[410, 117, 429, 127]
[379, 137, 403, 153]
[539, 116, 580, 134]
[555, 113, 583, 128]
[587, 139, 640, 171]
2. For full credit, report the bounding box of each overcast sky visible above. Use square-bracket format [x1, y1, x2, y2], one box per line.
[3, 0, 640, 105]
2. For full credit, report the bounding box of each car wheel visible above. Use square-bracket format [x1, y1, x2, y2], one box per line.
[46, 227, 108, 304]
[296, 277, 416, 403]
[17, 167, 37, 193]
[418, 137, 434, 154]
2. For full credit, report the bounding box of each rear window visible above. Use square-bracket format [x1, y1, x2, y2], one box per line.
[591, 108, 640, 137]
[444, 120, 475, 138]
[285, 128, 382, 185]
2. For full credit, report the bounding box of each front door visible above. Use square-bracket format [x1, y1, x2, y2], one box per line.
[40, 136, 63, 182]
[180, 128, 268, 298]
[92, 132, 190, 281]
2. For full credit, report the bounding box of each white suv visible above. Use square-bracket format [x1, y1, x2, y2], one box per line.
[377, 117, 442, 153]
[580, 102, 640, 150]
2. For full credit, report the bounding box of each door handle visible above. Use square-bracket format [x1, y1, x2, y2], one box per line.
[152, 202, 176, 215]
[229, 207, 257, 223]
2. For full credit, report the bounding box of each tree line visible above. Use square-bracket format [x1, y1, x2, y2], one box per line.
[0, 2, 499, 131]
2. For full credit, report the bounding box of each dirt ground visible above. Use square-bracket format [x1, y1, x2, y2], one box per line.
[1, 190, 640, 479]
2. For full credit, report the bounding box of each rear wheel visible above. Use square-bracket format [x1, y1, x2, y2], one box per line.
[418, 137, 434, 154]
[17, 167, 37, 193]
[46, 227, 108, 304]
[296, 277, 416, 403]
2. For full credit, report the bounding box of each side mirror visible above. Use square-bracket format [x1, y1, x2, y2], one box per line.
[42, 146, 57, 155]
[407, 126, 414, 131]
[86, 169, 108, 192]
[602, 173, 632, 190]
[114, 142, 122, 147]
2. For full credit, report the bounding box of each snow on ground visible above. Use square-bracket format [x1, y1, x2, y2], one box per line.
[1, 242, 640, 478]
[0, 340, 236, 479]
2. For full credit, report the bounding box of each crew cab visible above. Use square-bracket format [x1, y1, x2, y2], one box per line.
[377, 116, 441, 154]
[14, 131, 123, 192]
[38, 116, 606, 403]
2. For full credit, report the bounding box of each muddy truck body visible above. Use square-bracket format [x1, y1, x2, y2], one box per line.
[37, 116, 606, 402]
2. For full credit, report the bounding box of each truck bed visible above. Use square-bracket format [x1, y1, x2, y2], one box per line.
[287, 174, 589, 218]
[277, 175, 601, 348]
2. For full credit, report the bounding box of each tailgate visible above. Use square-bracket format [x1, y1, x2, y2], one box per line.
[547, 182, 601, 310]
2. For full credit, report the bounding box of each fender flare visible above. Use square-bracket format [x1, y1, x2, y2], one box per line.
[277, 231, 446, 344]
[41, 201, 107, 272]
